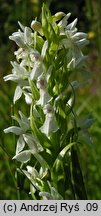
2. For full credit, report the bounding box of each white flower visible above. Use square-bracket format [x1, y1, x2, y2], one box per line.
[14, 48, 31, 67]
[22, 165, 48, 193]
[14, 48, 24, 60]
[9, 22, 33, 47]
[3, 61, 28, 83]
[58, 13, 71, 31]
[39, 181, 63, 200]
[4, 126, 23, 135]
[36, 75, 51, 106]
[40, 104, 58, 136]
[26, 165, 47, 180]
[4, 111, 30, 135]
[9, 30, 25, 47]
[12, 150, 31, 163]
[67, 58, 76, 69]
[13, 132, 43, 162]
[66, 18, 78, 31]
[24, 27, 33, 45]
[37, 74, 47, 90]
[30, 50, 41, 62]
[24, 92, 32, 104]
[58, 15, 89, 58]
[22, 86, 33, 104]
[13, 85, 23, 104]
[30, 62, 43, 80]
[23, 134, 43, 152]
[4, 111, 43, 161]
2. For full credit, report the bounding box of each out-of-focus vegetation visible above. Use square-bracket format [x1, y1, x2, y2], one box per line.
[0, 0, 101, 199]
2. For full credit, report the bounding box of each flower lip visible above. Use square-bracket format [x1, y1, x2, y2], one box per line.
[30, 51, 41, 62]
[37, 75, 47, 90]
[43, 104, 54, 115]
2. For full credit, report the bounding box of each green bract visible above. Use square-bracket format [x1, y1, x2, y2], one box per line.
[4, 3, 93, 199]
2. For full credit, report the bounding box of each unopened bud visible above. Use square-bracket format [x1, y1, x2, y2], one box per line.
[31, 20, 42, 31]
[54, 12, 65, 21]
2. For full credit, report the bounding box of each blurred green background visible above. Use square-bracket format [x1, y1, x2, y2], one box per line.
[0, 0, 101, 199]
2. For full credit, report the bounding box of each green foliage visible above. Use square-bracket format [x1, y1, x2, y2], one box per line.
[3, 2, 93, 200]
[1, 0, 101, 200]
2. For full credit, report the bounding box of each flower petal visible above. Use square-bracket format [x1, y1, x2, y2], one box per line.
[4, 126, 23, 135]
[30, 63, 42, 80]
[13, 85, 22, 104]
[12, 150, 31, 163]
[23, 134, 43, 152]
[16, 135, 25, 154]
[40, 115, 58, 136]
[24, 27, 33, 45]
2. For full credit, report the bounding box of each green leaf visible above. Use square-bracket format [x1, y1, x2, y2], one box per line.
[59, 142, 76, 158]
[41, 40, 48, 59]
[71, 145, 87, 199]
[42, 3, 49, 38]
[29, 80, 39, 100]
[51, 158, 65, 197]
[51, 142, 75, 197]
[34, 153, 49, 170]
[36, 35, 44, 52]
[48, 181, 63, 200]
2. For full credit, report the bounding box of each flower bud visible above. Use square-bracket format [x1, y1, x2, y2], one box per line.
[54, 12, 65, 21]
[31, 20, 42, 31]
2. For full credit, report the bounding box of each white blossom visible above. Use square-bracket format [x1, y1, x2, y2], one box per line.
[30, 50, 41, 62]
[40, 104, 58, 136]
[9, 22, 33, 47]
[3, 61, 28, 83]
[36, 75, 51, 106]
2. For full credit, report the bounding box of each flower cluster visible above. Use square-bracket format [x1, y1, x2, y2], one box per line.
[4, 4, 90, 199]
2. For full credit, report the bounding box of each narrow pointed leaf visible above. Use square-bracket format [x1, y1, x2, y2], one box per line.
[71, 146, 87, 199]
